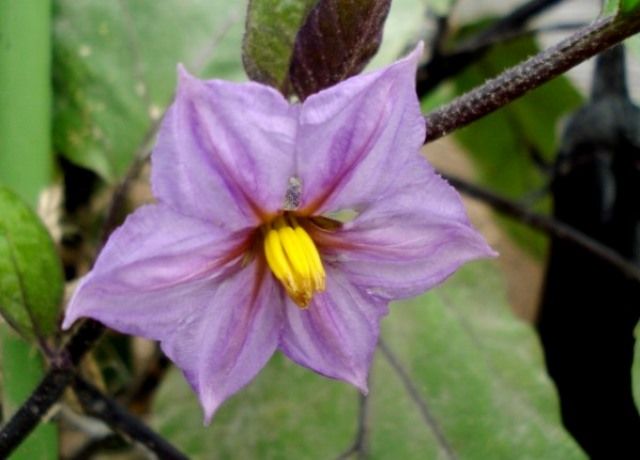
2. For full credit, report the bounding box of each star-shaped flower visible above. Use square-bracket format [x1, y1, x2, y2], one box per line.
[63, 44, 495, 422]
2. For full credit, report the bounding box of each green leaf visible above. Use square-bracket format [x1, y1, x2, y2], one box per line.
[242, 0, 317, 92]
[604, 0, 621, 15]
[1, 326, 58, 460]
[622, 0, 640, 13]
[604, 0, 640, 15]
[152, 262, 585, 459]
[0, 186, 63, 340]
[289, 0, 392, 100]
[53, 0, 247, 181]
[447, 31, 583, 257]
[428, 0, 457, 16]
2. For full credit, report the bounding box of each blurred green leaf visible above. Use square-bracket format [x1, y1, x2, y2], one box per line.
[152, 262, 585, 459]
[0, 187, 63, 341]
[242, 0, 316, 91]
[604, 0, 621, 15]
[369, 0, 428, 69]
[427, 0, 456, 16]
[604, 0, 640, 15]
[153, 355, 358, 458]
[448, 32, 583, 257]
[53, 0, 247, 181]
[622, 0, 640, 13]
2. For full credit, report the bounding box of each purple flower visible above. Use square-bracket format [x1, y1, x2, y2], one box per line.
[63, 44, 495, 422]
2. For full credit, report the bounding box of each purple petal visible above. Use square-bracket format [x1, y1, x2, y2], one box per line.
[152, 67, 298, 229]
[62, 204, 250, 338]
[279, 266, 388, 392]
[161, 262, 283, 422]
[295, 43, 425, 214]
[318, 155, 497, 300]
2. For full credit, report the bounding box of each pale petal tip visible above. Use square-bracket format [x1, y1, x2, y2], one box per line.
[350, 371, 370, 395]
[357, 381, 369, 396]
[380, 40, 424, 87]
[61, 314, 75, 331]
[396, 41, 424, 71]
[409, 41, 425, 61]
[61, 297, 82, 330]
[200, 391, 224, 426]
[176, 63, 201, 95]
[476, 235, 500, 259]
[176, 63, 191, 79]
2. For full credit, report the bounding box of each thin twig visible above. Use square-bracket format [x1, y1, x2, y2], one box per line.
[423, 10, 640, 142]
[378, 339, 457, 460]
[418, 0, 564, 95]
[72, 376, 187, 460]
[122, 346, 172, 414]
[444, 174, 640, 282]
[336, 392, 370, 460]
[0, 320, 104, 456]
[453, 21, 587, 55]
[457, 0, 565, 50]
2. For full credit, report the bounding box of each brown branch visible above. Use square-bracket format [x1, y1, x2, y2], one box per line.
[423, 10, 640, 142]
[444, 174, 640, 282]
[72, 376, 187, 460]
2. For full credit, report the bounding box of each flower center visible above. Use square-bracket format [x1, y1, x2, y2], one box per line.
[263, 214, 325, 308]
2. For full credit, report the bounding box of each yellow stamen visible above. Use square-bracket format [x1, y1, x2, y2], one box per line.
[293, 225, 326, 291]
[263, 216, 326, 308]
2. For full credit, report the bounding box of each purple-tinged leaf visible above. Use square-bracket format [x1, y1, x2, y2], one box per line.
[289, 0, 392, 100]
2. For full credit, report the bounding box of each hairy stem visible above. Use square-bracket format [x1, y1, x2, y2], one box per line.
[423, 10, 640, 142]
[72, 376, 187, 460]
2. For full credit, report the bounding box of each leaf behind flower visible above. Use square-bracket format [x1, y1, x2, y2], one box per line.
[151, 262, 585, 459]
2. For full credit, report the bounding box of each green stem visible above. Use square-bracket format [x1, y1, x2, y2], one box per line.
[0, 1, 57, 459]
[0, 0, 53, 205]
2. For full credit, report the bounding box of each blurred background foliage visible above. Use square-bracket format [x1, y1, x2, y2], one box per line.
[1, 0, 639, 458]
